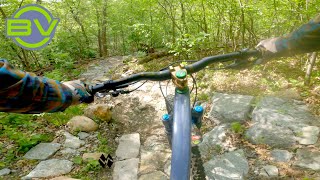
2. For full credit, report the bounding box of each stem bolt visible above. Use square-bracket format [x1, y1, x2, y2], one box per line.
[176, 70, 187, 79]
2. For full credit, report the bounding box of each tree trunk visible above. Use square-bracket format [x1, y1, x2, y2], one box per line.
[305, 52, 317, 85]
[95, 6, 102, 57]
[68, 4, 89, 45]
[238, 0, 245, 47]
[100, 0, 108, 57]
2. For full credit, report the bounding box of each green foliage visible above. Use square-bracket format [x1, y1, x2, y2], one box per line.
[44, 69, 65, 81]
[73, 156, 83, 165]
[231, 122, 245, 134]
[0, 113, 54, 156]
[166, 32, 210, 59]
[197, 93, 209, 101]
[43, 104, 87, 126]
[97, 132, 112, 154]
[83, 159, 102, 172]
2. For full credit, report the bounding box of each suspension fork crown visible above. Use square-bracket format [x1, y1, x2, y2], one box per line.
[169, 64, 188, 93]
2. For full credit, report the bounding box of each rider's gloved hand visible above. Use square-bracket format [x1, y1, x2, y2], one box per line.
[255, 37, 283, 64]
[62, 80, 94, 105]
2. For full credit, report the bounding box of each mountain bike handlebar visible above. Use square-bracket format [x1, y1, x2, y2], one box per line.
[89, 49, 261, 94]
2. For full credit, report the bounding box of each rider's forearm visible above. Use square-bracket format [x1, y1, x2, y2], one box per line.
[0, 59, 73, 113]
[275, 14, 320, 55]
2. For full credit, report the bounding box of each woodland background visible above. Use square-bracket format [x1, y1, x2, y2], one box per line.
[0, 0, 319, 75]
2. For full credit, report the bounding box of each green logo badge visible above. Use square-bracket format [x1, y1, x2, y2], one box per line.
[6, 4, 59, 50]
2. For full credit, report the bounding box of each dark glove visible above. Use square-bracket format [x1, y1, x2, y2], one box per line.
[62, 80, 94, 104]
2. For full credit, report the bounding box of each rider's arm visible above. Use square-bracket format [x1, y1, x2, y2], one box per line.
[0, 59, 92, 114]
[257, 14, 320, 59]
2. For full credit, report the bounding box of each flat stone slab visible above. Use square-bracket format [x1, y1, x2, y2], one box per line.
[24, 143, 61, 160]
[204, 149, 249, 180]
[23, 159, 73, 179]
[113, 158, 139, 180]
[139, 171, 168, 180]
[0, 168, 10, 176]
[209, 93, 254, 123]
[260, 165, 278, 177]
[294, 149, 320, 170]
[116, 133, 140, 160]
[270, 150, 292, 162]
[64, 132, 85, 149]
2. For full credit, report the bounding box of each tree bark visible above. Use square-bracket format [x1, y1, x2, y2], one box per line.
[101, 0, 108, 57]
[305, 52, 317, 85]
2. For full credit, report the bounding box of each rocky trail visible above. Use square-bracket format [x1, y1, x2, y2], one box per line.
[1, 56, 320, 180]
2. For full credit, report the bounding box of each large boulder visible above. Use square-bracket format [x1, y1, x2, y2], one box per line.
[246, 96, 320, 148]
[245, 124, 296, 148]
[84, 104, 112, 122]
[209, 93, 254, 124]
[67, 116, 98, 132]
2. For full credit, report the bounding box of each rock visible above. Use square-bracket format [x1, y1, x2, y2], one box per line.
[82, 153, 106, 161]
[204, 149, 249, 180]
[67, 116, 98, 132]
[295, 126, 319, 145]
[113, 158, 139, 180]
[245, 124, 296, 148]
[0, 168, 10, 176]
[60, 148, 79, 156]
[116, 133, 140, 160]
[164, 159, 171, 176]
[246, 96, 320, 148]
[139, 171, 168, 180]
[270, 150, 292, 162]
[144, 135, 166, 151]
[84, 104, 112, 122]
[22, 159, 73, 179]
[78, 132, 90, 140]
[24, 143, 61, 160]
[260, 165, 278, 177]
[294, 149, 320, 170]
[198, 125, 228, 158]
[252, 97, 318, 129]
[139, 149, 170, 174]
[209, 93, 254, 123]
[64, 132, 85, 149]
[50, 176, 80, 180]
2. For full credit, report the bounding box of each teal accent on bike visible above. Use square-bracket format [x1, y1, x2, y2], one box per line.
[162, 114, 170, 121]
[194, 106, 203, 113]
[176, 70, 186, 79]
[176, 87, 188, 94]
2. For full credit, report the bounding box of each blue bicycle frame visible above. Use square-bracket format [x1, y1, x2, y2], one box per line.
[170, 88, 192, 180]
